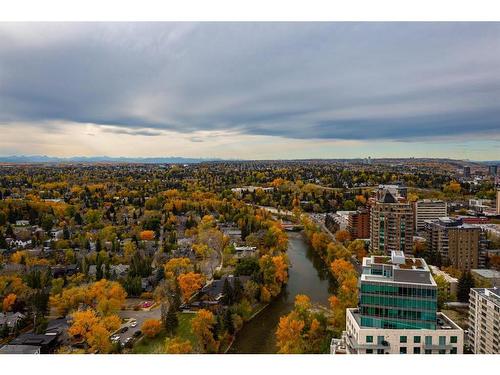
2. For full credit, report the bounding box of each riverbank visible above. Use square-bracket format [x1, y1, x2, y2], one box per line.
[228, 232, 335, 353]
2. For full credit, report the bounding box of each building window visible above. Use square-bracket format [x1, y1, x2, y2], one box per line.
[413, 347, 421, 354]
[425, 349, 432, 354]
[425, 336, 432, 345]
[439, 349, 446, 354]
[439, 336, 446, 346]
[377, 336, 385, 345]
[366, 349, 373, 354]
[366, 336, 373, 343]
[450, 336, 457, 344]
[377, 349, 384, 354]
[400, 336, 407, 343]
[451, 347, 457, 354]
[400, 347, 407, 354]
[414, 336, 421, 344]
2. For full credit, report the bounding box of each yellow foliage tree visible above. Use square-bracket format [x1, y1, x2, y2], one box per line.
[164, 257, 192, 279]
[276, 315, 305, 353]
[164, 337, 192, 354]
[191, 309, 219, 353]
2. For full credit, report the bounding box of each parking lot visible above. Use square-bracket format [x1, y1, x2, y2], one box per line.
[112, 302, 162, 348]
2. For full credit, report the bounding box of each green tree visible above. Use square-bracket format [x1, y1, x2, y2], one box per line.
[457, 271, 475, 303]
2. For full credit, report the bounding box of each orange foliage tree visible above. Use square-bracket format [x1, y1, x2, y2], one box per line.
[68, 309, 121, 353]
[2, 293, 17, 312]
[335, 229, 351, 243]
[142, 319, 162, 338]
[177, 272, 204, 303]
[140, 230, 155, 241]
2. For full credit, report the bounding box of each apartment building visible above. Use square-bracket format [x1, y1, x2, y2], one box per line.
[348, 208, 370, 239]
[468, 288, 500, 354]
[370, 190, 414, 255]
[331, 251, 463, 354]
[414, 200, 447, 232]
[424, 217, 461, 265]
[448, 225, 483, 271]
[424, 217, 486, 270]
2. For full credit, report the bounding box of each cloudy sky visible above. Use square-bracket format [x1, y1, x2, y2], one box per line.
[0, 22, 499, 160]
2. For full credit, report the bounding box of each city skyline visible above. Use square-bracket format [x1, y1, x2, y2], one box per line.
[1, 22, 500, 160]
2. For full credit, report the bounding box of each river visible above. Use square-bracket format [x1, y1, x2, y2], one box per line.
[229, 231, 336, 353]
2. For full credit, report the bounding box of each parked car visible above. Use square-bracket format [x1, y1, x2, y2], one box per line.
[110, 334, 120, 343]
[130, 321, 137, 328]
[133, 330, 142, 337]
[121, 337, 133, 348]
[120, 326, 129, 333]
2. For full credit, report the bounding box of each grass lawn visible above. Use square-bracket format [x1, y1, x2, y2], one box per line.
[132, 313, 196, 354]
[177, 312, 197, 346]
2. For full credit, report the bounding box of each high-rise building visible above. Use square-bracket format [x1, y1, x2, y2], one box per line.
[497, 188, 500, 215]
[448, 225, 483, 271]
[424, 217, 462, 265]
[424, 217, 486, 270]
[414, 200, 447, 232]
[347, 208, 370, 239]
[376, 183, 407, 201]
[488, 165, 498, 176]
[468, 288, 500, 354]
[463, 166, 471, 178]
[331, 251, 464, 354]
[370, 190, 414, 255]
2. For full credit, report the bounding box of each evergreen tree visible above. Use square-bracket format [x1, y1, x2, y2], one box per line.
[223, 308, 235, 335]
[222, 278, 234, 305]
[457, 271, 475, 302]
[74, 212, 83, 226]
[164, 304, 179, 335]
[233, 277, 244, 303]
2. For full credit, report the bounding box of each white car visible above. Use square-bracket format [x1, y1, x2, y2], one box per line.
[130, 322, 138, 328]
[111, 335, 120, 342]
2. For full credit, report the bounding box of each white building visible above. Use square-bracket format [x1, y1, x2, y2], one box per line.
[468, 288, 500, 354]
[414, 200, 447, 232]
[336, 308, 464, 354]
[331, 251, 464, 354]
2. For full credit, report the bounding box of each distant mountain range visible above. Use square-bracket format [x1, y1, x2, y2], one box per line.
[0, 155, 497, 164]
[0, 155, 220, 164]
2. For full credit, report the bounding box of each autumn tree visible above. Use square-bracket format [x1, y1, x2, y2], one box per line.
[164, 257, 192, 279]
[276, 314, 305, 353]
[335, 229, 351, 244]
[191, 309, 219, 353]
[347, 239, 367, 262]
[142, 319, 162, 338]
[2, 293, 16, 312]
[177, 272, 204, 303]
[68, 309, 120, 353]
[140, 230, 155, 241]
[87, 279, 127, 316]
[164, 337, 192, 354]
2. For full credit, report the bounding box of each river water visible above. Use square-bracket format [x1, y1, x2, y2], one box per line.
[229, 231, 336, 354]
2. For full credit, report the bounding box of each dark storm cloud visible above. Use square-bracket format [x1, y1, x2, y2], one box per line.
[0, 22, 499, 141]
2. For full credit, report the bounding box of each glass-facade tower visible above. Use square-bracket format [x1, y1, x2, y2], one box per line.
[359, 252, 438, 330]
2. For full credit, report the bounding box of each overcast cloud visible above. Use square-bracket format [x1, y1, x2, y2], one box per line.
[0, 22, 499, 158]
